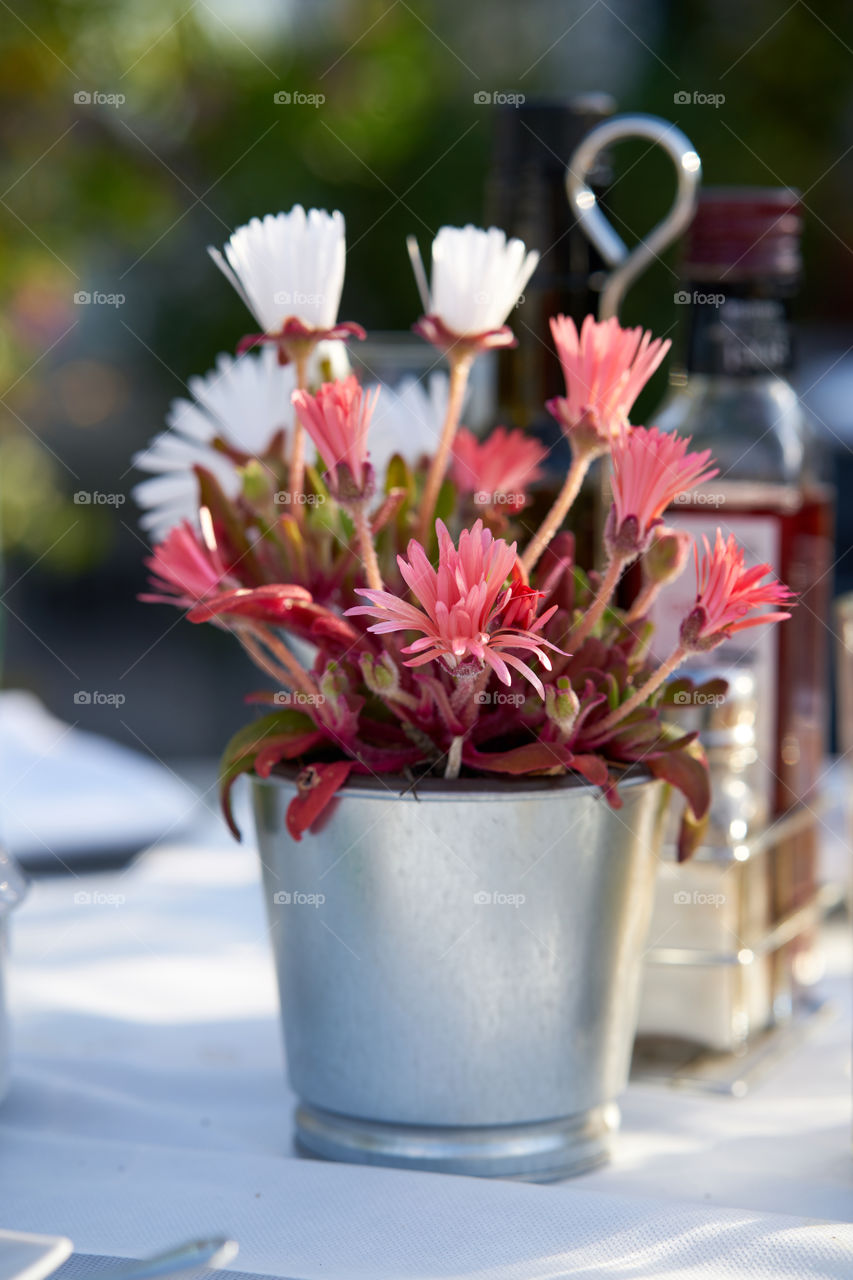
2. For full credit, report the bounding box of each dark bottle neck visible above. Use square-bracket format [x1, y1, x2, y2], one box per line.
[682, 280, 796, 378]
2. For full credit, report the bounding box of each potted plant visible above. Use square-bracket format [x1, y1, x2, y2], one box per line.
[136, 206, 792, 1180]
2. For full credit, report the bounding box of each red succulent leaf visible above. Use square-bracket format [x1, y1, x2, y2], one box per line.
[285, 761, 354, 841]
[350, 744, 425, 773]
[566, 752, 611, 789]
[209, 591, 360, 653]
[218, 710, 319, 840]
[598, 709, 664, 756]
[254, 732, 327, 778]
[188, 584, 314, 625]
[653, 729, 700, 754]
[306, 610, 363, 651]
[535, 531, 576, 606]
[675, 802, 710, 863]
[660, 676, 729, 706]
[462, 741, 565, 775]
[647, 745, 711, 826]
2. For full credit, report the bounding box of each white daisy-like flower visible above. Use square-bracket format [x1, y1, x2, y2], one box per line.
[312, 339, 352, 384]
[366, 372, 467, 490]
[209, 205, 346, 335]
[133, 347, 294, 542]
[408, 224, 539, 340]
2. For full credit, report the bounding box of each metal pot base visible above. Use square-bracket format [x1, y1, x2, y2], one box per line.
[294, 1101, 619, 1181]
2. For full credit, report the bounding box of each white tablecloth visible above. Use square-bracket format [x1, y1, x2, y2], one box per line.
[1, 800, 852, 1278]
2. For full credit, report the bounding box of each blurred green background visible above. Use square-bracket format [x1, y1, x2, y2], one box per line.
[2, 0, 852, 754]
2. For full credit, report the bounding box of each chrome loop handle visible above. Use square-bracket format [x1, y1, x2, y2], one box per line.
[567, 114, 702, 320]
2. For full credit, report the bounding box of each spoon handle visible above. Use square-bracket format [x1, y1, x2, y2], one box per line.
[85, 1237, 238, 1280]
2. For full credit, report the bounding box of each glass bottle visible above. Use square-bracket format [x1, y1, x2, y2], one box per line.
[650, 188, 834, 829]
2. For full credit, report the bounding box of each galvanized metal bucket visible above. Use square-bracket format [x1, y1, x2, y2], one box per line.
[252, 769, 668, 1181]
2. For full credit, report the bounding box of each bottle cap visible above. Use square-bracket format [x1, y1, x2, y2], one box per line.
[684, 187, 802, 280]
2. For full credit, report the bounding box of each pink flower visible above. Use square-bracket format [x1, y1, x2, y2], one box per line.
[606, 427, 717, 557]
[141, 522, 231, 608]
[681, 530, 793, 651]
[451, 425, 546, 512]
[291, 375, 378, 500]
[548, 315, 670, 447]
[347, 519, 559, 696]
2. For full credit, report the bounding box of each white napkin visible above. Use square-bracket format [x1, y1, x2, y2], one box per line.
[0, 1129, 852, 1280]
[5, 837, 853, 1280]
[0, 692, 199, 866]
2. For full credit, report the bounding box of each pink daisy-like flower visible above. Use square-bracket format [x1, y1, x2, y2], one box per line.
[680, 529, 794, 651]
[451, 425, 546, 512]
[141, 521, 232, 609]
[346, 519, 559, 696]
[606, 426, 718, 557]
[547, 314, 670, 447]
[291, 375, 378, 500]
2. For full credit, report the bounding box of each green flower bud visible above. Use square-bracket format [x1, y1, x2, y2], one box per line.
[360, 652, 400, 697]
[319, 661, 347, 702]
[239, 459, 272, 504]
[545, 677, 580, 736]
[643, 525, 691, 587]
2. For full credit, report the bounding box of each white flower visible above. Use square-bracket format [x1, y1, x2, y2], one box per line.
[133, 347, 294, 542]
[366, 372, 467, 490]
[311, 339, 351, 385]
[209, 205, 346, 334]
[409, 224, 539, 336]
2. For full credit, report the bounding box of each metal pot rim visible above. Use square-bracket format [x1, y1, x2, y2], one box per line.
[254, 762, 655, 803]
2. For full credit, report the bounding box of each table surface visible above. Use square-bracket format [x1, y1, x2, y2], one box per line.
[0, 771, 851, 1277]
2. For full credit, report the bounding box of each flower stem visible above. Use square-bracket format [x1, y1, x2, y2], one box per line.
[237, 631, 295, 692]
[625, 579, 662, 624]
[450, 664, 490, 721]
[445, 734, 464, 779]
[290, 351, 310, 519]
[443, 667, 490, 777]
[521, 444, 599, 577]
[569, 553, 626, 649]
[417, 353, 472, 545]
[590, 644, 687, 738]
[352, 501, 383, 592]
[388, 686, 421, 712]
[242, 623, 319, 699]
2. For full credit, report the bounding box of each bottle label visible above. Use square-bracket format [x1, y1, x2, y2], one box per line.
[649, 510, 782, 825]
[686, 293, 793, 376]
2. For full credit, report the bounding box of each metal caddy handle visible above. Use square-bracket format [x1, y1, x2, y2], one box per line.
[566, 113, 703, 320]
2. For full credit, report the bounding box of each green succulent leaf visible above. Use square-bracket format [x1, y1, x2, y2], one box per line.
[219, 710, 322, 840]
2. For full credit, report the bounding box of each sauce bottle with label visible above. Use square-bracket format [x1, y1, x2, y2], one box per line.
[651, 188, 834, 829]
